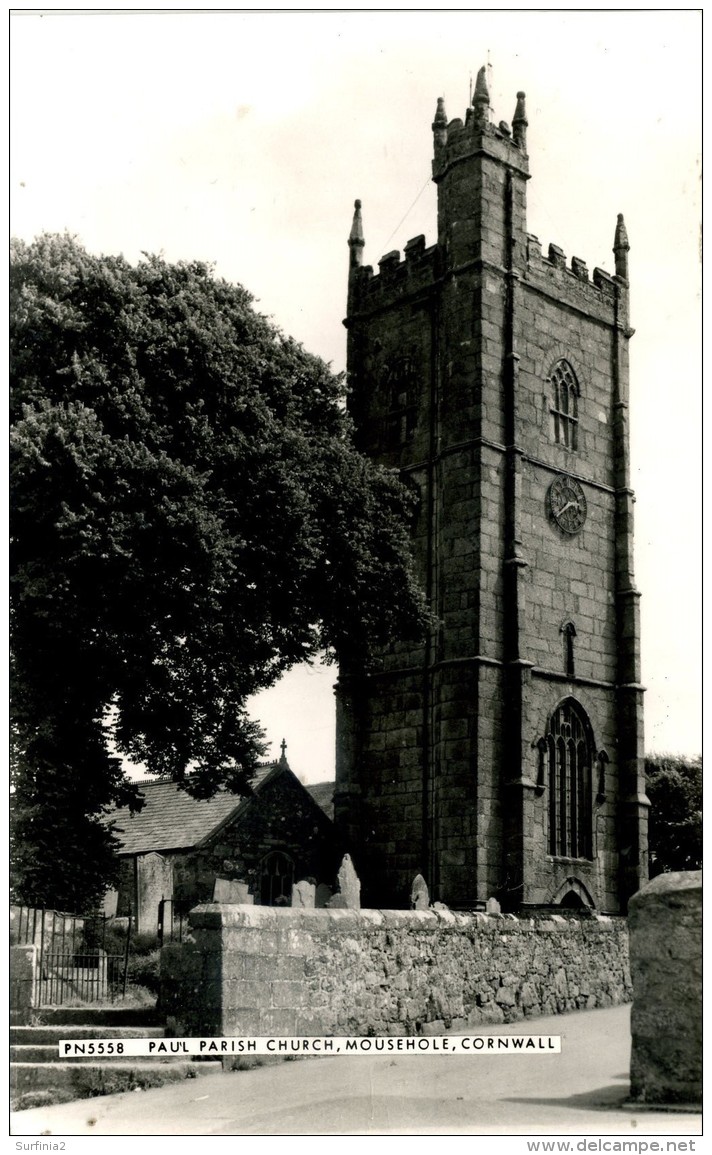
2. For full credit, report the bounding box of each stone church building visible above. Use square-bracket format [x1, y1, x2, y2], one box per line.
[334, 70, 648, 914]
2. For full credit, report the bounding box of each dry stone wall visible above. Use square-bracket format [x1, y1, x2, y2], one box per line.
[161, 905, 630, 1038]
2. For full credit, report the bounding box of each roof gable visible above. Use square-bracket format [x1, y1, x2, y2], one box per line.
[306, 781, 335, 821]
[108, 762, 278, 856]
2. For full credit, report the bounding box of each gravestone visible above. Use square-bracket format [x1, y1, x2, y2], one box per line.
[137, 852, 174, 933]
[326, 854, 361, 909]
[486, 897, 501, 914]
[315, 883, 332, 908]
[292, 880, 316, 908]
[411, 874, 429, 910]
[628, 870, 702, 1107]
[213, 878, 253, 904]
[102, 889, 119, 919]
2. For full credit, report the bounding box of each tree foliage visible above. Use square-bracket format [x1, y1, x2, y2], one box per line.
[645, 754, 702, 877]
[10, 233, 428, 909]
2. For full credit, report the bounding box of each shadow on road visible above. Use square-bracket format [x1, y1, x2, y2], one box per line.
[503, 1084, 631, 1113]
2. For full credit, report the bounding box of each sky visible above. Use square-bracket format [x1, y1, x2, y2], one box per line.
[10, 9, 701, 783]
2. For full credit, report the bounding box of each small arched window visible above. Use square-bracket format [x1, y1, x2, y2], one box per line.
[544, 698, 594, 859]
[550, 360, 580, 450]
[561, 621, 576, 678]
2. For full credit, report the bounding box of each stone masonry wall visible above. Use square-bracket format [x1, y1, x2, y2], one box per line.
[161, 905, 630, 1038]
[628, 871, 702, 1106]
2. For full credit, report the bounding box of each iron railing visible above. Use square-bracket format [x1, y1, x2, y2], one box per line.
[11, 905, 131, 1007]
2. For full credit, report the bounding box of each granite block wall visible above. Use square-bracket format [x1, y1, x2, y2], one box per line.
[628, 871, 702, 1106]
[161, 904, 630, 1038]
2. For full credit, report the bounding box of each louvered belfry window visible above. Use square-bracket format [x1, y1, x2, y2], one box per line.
[385, 356, 418, 447]
[550, 360, 580, 449]
[546, 699, 593, 859]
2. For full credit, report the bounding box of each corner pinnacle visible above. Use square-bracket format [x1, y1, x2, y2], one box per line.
[432, 96, 448, 152]
[348, 199, 365, 268]
[473, 65, 490, 122]
[512, 91, 528, 150]
[613, 213, 630, 281]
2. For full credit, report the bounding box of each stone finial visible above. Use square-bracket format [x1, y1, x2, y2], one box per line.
[432, 96, 448, 151]
[613, 213, 630, 282]
[512, 91, 528, 151]
[411, 874, 430, 910]
[348, 199, 365, 269]
[472, 65, 490, 123]
[279, 737, 288, 765]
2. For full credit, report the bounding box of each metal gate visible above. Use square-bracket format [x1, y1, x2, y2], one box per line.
[157, 898, 187, 947]
[11, 905, 132, 1008]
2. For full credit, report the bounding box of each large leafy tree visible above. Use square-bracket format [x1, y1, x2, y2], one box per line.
[10, 233, 428, 909]
[646, 754, 702, 877]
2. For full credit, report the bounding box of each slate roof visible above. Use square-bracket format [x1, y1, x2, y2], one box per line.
[306, 781, 335, 821]
[109, 762, 279, 856]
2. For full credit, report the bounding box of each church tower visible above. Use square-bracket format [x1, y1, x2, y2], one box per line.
[335, 70, 648, 913]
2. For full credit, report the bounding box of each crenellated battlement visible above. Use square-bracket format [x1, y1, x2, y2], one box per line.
[524, 232, 627, 324]
[347, 68, 629, 328]
[347, 232, 438, 318]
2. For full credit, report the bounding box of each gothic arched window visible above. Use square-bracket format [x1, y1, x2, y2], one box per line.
[550, 360, 580, 450]
[545, 698, 594, 859]
[259, 851, 294, 906]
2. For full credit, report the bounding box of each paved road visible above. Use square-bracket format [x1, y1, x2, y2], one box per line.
[12, 1005, 701, 1137]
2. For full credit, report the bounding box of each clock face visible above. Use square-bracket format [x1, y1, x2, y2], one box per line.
[548, 474, 587, 534]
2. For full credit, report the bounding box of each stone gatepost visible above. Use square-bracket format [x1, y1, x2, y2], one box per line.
[628, 870, 702, 1107]
[10, 944, 37, 1022]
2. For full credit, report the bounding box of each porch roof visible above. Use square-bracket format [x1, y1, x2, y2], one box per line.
[109, 762, 279, 856]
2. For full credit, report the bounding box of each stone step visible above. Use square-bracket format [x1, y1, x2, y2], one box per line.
[11, 1025, 166, 1045]
[35, 1006, 163, 1027]
[11, 1060, 223, 1101]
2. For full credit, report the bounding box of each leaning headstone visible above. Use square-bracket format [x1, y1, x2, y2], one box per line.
[315, 883, 332, 908]
[292, 880, 316, 908]
[628, 870, 702, 1107]
[486, 897, 501, 914]
[411, 874, 429, 910]
[213, 878, 253, 904]
[326, 854, 361, 909]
